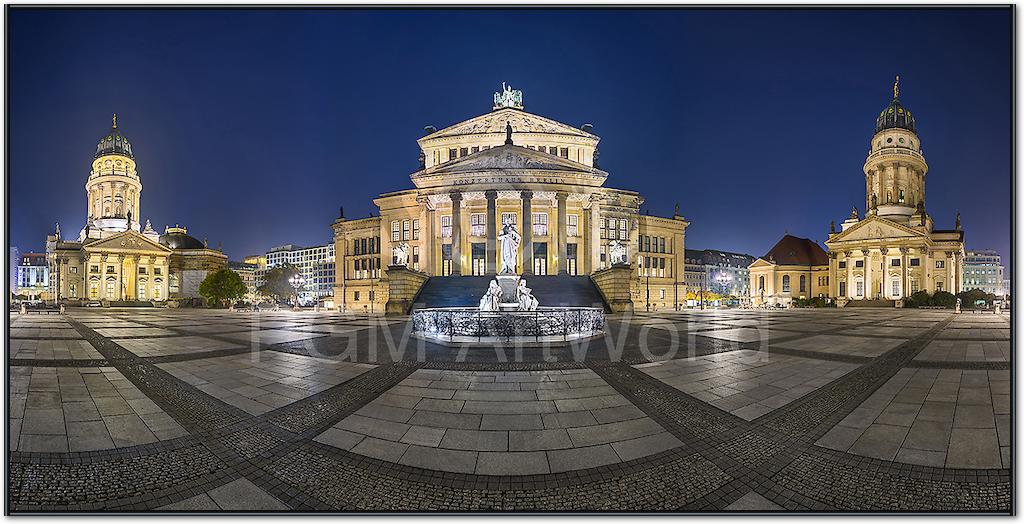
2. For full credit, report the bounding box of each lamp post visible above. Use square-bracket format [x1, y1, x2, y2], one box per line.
[288, 274, 306, 311]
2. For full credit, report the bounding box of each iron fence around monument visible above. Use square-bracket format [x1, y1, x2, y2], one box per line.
[411, 307, 605, 342]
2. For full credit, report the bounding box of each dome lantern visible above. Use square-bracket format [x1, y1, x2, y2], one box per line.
[95, 113, 135, 159]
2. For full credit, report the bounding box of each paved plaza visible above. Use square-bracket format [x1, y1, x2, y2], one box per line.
[7, 307, 1012, 512]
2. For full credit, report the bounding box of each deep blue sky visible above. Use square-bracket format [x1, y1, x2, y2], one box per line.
[9, 8, 1012, 269]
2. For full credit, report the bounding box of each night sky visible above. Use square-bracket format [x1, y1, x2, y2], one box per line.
[8, 8, 1012, 271]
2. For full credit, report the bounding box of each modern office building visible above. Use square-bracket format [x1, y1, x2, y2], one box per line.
[15, 252, 49, 300]
[963, 250, 1006, 296]
[265, 243, 335, 303]
[684, 249, 755, 298]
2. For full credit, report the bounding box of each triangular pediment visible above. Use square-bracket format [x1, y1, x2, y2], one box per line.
[83, 230, 173, 254]
[421, 108, 598, 141]
[418, 144, 606, 176]
[827, 215, 927, 244]
[748, 258, 775, 269]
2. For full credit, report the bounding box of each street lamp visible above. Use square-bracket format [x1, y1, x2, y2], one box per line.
[289, 274, 306, 311]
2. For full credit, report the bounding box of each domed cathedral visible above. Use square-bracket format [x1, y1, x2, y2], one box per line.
[824, 77, 965, 305]
[332, 84, 690, 312]
[45, 115, 226, 305]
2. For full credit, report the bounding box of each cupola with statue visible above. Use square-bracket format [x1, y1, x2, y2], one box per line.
[81, 114, 145, 240]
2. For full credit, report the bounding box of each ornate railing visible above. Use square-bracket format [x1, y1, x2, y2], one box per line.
[412, 307, 605, 342]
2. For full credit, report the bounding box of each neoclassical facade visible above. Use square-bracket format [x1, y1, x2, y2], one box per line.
[46, 116, 226, 304]
[333, 86, 689, 311]
[824, 79, 965, 303]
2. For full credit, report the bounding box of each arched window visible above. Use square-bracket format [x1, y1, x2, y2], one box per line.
[758, 275, 765, 290]
[782, 275, 791, 292]
[799, 275, 806, 292]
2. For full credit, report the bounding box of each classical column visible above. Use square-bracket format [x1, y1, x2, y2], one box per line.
[901, 248, 909, 298]
[845, 252, 853, 298]
[588, 195, 601, 273]
[521, 191, 533, 275]
[862, 249, 872, 299]
[485, 190, 498, 274]
[556, 191, 568, 274]
[424, 200, 436, 274]
[450, 191, 462, 276]
[947, 251, 956, 294]
[879, 248, 889, 298]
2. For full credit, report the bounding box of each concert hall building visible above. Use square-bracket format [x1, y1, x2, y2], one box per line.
[331, 85, 689, 312]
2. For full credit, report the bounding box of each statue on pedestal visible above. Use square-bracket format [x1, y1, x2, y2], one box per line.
[516, 279, 539, 311]
[393, 242, 409, 266]
[478, 279, 503, 311]
[608, 240, 627, 266]
[497, 223, 520, 274]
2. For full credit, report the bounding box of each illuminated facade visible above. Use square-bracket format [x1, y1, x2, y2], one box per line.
[46, 116, 226, 303]
[824, 78, 965, 303]
[332, 85, 688, 311]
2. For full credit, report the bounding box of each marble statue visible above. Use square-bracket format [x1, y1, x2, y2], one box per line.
[393, 242, 410, 266]
[608, 240, 626, 266]
[478, 279, 503, 311]
[497, 223, 520, 274]
[516, 279, 539, 311]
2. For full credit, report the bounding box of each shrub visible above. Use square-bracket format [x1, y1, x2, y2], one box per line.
[931, 291, 957, 309]
[904, 291, 931, 308]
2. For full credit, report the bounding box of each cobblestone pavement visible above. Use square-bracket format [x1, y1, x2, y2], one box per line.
[7, 307, 1011, 512]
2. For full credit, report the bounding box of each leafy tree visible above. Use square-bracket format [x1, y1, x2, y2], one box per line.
[199, 269, 247, 308]
[257, 263, 301, 302]
[958, 288, 995, 309]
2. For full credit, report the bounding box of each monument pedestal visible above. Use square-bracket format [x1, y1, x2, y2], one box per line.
[385, 265, 429, 315]
[495, 274, 520, 304]
[591, 263, 634, 313]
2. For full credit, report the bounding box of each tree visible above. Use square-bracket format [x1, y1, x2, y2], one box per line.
[958, 288, 995, 309]
[257, 263, 301, 302]
[905, 290, 931, 308]
[199, 269, 247, 308]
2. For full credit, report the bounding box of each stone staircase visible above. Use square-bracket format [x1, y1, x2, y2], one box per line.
[412, 275, 608, 311]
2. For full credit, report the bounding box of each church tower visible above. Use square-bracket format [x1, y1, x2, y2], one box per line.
[82, 114, 142, 240]
[863, 76, 929, 226]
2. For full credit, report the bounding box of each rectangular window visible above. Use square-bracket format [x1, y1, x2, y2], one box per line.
[838, 261, 846, 269]
[154, 268, 161, 275]
[533, 243, 548, 275]
[643, 235, 651, 253]
[361, 238, 368, 254]
[936, 281, 944, 291]
[839, 281, 846, 296]
[936, 260, 945, 269]
[566, 243, 578, 276]
[910, 279, 919, 293]
[538, 146, 547, 154]
[471, 213, 485, 237]
[459, 147, 468, 157]
[501, 212, 517, 226]
[856, 280, 864, 297]
[403, 220, 411, 241]
[70, 266, 78, 274]
[533, 212, 548, 236]
[91, 265, 99, 273]
[138, 267, 146, 274]
[471, 243, 486, 276]
[448, 148, 457, 161]
[892, 280, 900, 296]
[471, 146, 479, 154]
[354, 291, 360, 302]
[619, 219, 628, 240]
[412, 219, 420, 240]
[891, 259, 901, 267]
[659, 237, 666, 253]
[855, 260, 864, 268]
[567, 214, 578, 237]
[441, 215, 452, 238]
[392, 221, 400, 242]
[441, 244, 452, 276]
[107, 265, 115, 273]
[412, 246, 420, 271]
[559, 147, 569, 158]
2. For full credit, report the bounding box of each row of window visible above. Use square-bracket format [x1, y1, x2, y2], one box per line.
[440, 213, 578, 238]
[391, 220, 421, 242]
[637, 256, 671, 278]
[838, 258, 929, 269]
[638, 235, 669, 254]
[440, 144, 573, 163]
[353, 236, 382, 256]
[87, 264, 162, 275]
